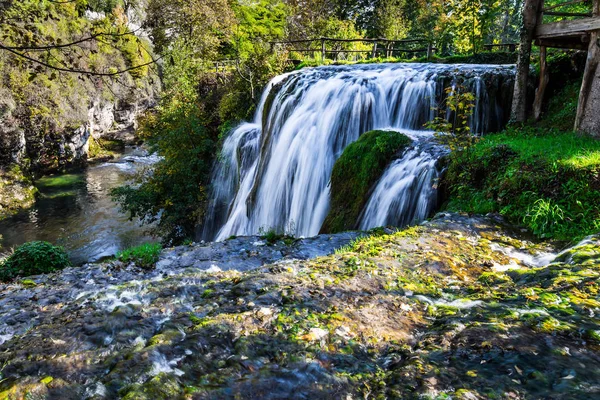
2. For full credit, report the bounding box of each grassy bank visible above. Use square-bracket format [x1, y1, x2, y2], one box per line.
[443, 125, 600, 242]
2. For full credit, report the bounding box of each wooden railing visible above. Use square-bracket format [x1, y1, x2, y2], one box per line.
[270, 37, 435, 62]
[482, 43, 518, 52]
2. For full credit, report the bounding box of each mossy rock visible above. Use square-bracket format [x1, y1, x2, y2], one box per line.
[321, 130, 412, 233]
[121, 373, 183, 400]
[0, 166, 37, 220]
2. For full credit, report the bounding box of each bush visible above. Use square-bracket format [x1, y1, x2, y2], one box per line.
[116, 242, 162, 268]
[0, 241, 72, 281]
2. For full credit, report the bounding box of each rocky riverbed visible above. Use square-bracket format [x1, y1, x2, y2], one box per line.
[1, 213, 599, 399]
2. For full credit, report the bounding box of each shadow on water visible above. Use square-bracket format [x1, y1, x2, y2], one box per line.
[0, 148, 159, 264]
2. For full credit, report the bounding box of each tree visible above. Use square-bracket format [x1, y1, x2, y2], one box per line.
[144, 0, 236, 57]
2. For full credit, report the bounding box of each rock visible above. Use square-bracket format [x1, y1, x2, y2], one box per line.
[2, 214, 600, 399]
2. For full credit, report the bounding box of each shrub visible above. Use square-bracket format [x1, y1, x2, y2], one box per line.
[116, 242, 162, 268]
[0, 241, 72, 281]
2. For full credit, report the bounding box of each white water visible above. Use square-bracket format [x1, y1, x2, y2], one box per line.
[202, 63, 514, 241]
[359, 137, 447, 230]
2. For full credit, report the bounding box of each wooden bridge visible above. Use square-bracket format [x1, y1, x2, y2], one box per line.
[512, 0, 600, 134]
[269, 37, 436, 63]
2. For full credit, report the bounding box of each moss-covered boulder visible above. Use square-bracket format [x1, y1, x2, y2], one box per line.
[321, 130, 412, 233]
[0, 166, 36, 219]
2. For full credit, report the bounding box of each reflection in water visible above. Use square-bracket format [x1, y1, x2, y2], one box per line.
[0, 148, 159, 264]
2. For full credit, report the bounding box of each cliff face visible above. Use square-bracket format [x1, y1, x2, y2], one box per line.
[0, 62, 159, 172]
[0, 0, 160, 215]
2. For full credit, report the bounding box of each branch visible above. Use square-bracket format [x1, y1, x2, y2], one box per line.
[0, 42, 163, 76]
[1, 28, 142, 51]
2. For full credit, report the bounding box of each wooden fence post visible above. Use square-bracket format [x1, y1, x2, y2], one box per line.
[321, 38, 326, 63]
[427, 42, 433, 60]
[533, 46, 548, 120]
[371, 41, 378, 59]
[574, 0, 600, 134]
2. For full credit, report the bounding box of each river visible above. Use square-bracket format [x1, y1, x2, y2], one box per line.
[0, 148, 158, 264]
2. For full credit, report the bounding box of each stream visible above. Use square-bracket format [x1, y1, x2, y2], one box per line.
[0, 148, 158, 264]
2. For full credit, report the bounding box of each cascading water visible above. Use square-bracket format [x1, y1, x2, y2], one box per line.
[358, 133, 447, 231]
[201, 63, 514, 241]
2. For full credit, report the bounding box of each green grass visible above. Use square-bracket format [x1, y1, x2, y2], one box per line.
[469, 127, 600, 169]
[259, 228, 296, 246]
[443, 126, 600, 242]
[116, 242, 162, 268]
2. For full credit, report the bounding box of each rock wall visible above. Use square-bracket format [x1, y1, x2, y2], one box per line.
[0, 87, 158, 172]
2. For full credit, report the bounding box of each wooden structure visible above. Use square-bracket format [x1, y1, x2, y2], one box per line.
[512, 0, 600, 135]
[270, 37, 435, 62]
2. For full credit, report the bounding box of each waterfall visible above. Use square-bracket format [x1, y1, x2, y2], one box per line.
[359, 136, 447, 230]
[201, 63, 515, 241]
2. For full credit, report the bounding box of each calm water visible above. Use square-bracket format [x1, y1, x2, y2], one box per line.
[0, 148, 159, 264]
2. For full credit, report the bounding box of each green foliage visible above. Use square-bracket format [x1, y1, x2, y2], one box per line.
[259, 227, 296, 245]
[0, 0, 158, 174]
[426, 84, 477, 152]
[0, 241, 71, 281]
[116, 242, 162, 268]
[443, 126, 600, 242]
[112, 43, 222, 244]
[537, 80, 581, 132]
[322, 130, 412, 233]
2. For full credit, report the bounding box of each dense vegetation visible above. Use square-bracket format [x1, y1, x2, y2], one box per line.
[0, 241, 71, 281]
[322, 130, 412, 233]
[442, 69, 600, 242]
[0, 0, 158, 172]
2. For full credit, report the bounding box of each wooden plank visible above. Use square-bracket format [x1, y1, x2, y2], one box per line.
[535, 36, 590, 49]
[536, 17, 600, 38]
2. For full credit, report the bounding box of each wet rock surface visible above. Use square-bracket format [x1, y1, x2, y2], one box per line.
[1, 213, 599, 399]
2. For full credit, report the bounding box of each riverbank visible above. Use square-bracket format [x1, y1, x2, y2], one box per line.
[0, 147, 159, 264]
[1, 212, 598, 399]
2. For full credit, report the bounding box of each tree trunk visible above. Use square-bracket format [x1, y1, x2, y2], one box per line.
[533, 46, 549, 120]
[575, 1, 600, 135]
[511, 0, 542, 123]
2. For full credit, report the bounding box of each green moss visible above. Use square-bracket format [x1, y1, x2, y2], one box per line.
[121, 373, 183, 400]
[322, 130, 412, 233]
[36, 174, 83, 189]
[88, 137, 125, 160]
[0, 166, 37, 219]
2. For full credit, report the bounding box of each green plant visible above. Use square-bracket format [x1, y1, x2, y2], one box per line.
[259, 227, 296, 246]
[322, 130, 412, 233]
[116, 242, 162, 268]
[524, 199, 565, 238]
[0, 241, 72, 282]
[426, 84, 477, 152]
